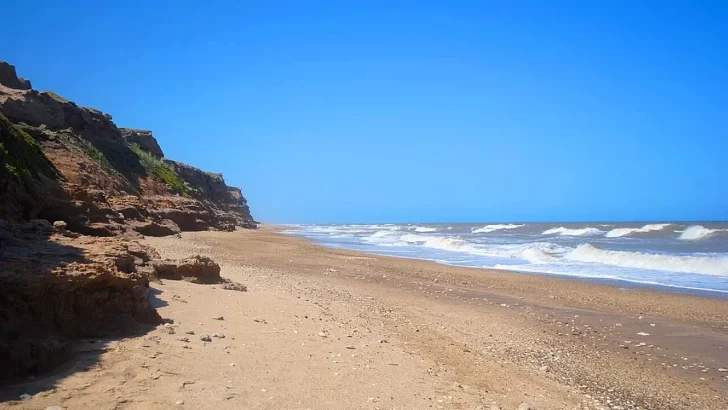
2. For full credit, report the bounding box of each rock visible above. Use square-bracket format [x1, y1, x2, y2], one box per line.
[0, 62, 32, 89]
[52, 220, 68, 233]
[539, 365, 549, 372]
[637, 332, 650, 336]
[318, 332, 328, 338]
[132, 220, 180, 237]
[178, 337, 190, 343]
[346, 345, 355, 349]
[212, 332, 225, 339]
[718, 368, 728, 372]
[518, 403, 534, 410]
[213, 316, 224, 320]
[153, 255, 221, 284]
[19, 393, 31, 400]
[119, 128, 164, 158]
[185, 330, 195, 335]
[222, 279, 247, 292]
[200, 334, 212, 342]
[175, 400, 185, 405]
[378, 339, 388, 344]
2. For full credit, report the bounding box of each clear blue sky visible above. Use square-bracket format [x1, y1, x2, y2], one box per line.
[4, 1, 727, 223]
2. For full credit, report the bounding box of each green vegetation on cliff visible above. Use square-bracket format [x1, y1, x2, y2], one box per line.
[0, 113, 57, 184]
[130, 143, 189, 195]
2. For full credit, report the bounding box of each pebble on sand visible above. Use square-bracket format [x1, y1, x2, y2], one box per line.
[176, 400, 185, 405]
[19, 394, 31, 400]
[200, 334, 212, 342]
[213, 316, 224, 320]
[212, 332, 226, 338]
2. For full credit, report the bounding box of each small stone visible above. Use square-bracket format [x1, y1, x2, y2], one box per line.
[212, 333, 225, 339]
[185, 330, 195, 335]
[637, 332, 650, 336]
[213, 316, 224, 321]
[650, 323, 656, 327]
[346, 345, 355, 350]
[20, 393, 31, 400]
[718, 368, 728, 372]
[378, 339, 388, 344]
[176, 400, 185, 405]
[317, 332, 328, 338]
[200, 334, 212, 342]
[178, 337, 190, 343]
[230, 363, 236, 367]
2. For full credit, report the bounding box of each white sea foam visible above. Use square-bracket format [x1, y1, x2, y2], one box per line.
[412, 226, 437, 232]
[542, 227, 602, 236]
[565, 244, 728, 276]
[471, 224, 524, 233]
[606, 224, 672, 238]
[679, 225, 726, 240]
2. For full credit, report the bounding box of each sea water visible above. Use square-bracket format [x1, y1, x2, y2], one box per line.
[284, 222, 728, 296]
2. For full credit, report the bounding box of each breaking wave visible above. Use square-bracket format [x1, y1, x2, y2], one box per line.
[542, 227, 602, 236]
[411, 226, 437, 232]
[606, 224, 672, 238]
[679, 225, 727, 240]
[472, 224, 524, 233]
[566, 244, 728, 276]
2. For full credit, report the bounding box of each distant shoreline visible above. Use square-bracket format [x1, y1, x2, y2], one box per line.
[273, 223, 728, 299]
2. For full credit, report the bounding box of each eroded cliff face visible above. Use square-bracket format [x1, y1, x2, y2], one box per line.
[0, 62, 253, 381]
[0, 62, 256, 234]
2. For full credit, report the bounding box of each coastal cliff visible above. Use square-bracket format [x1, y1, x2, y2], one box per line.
[0, 61, 253, 380]
[0, 62, 256, 234]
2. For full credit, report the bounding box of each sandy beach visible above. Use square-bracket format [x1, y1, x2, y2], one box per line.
[3, 226, 728, 410]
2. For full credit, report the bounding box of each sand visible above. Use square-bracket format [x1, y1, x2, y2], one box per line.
[3, 227, 728, 409]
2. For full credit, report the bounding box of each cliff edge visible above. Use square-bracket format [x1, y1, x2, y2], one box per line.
[0, 62, 256, 236]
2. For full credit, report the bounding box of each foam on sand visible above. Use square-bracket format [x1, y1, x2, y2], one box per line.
[606, 224, 672, 238]
[472, 224, 524, 233]
[542, 227, 602, 236]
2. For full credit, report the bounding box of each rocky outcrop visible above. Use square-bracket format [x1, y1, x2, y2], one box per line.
[120, 128, 164, 158]
[0, 62, 31, 90]
[0, 221, 162, 379]
[152, 255, 221, 284]
[0, 60, 256, 233]
[0, 60, 255, 381]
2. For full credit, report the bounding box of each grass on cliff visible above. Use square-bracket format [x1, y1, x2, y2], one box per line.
[130, 143, 189, 195]
[0, 113, 57, 184]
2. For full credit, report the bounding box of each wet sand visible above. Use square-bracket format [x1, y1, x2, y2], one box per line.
[5, 227, 728, 409]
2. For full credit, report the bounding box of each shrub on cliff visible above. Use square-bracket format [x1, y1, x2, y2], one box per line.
[130, 143, 189, 195]
[0, 113, 57, 184]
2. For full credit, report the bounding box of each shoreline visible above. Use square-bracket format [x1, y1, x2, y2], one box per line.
[6, 228, 728, 409]
[279, 224, 728, 299]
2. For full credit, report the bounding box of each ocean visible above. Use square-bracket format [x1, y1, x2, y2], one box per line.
[283, 222, 728, 296]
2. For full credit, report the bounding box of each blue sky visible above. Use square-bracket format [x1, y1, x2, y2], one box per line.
[4, 1, 727, 223]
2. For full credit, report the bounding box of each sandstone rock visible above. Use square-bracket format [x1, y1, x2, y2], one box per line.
[212, 332, 225, 339]
[120, 128, 164, 158]
[132, 220, 180, 237]
[153, 255, 221, 284]
[52, 220, 68, 233]
[0, 222, 162, 380]
[200, 334, 212, 342]
[0, 62, 31, 89]
[221, 279, 247, 292]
